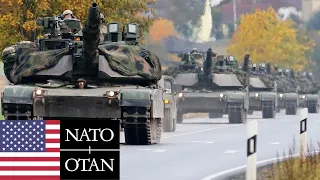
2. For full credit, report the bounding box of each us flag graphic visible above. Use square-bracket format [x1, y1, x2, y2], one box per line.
[0, 120, 60, 180]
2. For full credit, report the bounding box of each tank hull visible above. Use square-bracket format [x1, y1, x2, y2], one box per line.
[1, 84, 164, 145]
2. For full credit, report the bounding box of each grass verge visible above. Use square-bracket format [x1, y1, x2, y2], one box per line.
[183, 113, 208, 119]
[263, 138, 320, 180]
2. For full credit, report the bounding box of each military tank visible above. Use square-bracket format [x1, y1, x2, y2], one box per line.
[248, 63, 277, 118]
[0, 3, 164, 145]
[164, 49, 249, 124]
[274, 68, 299, 115]
[297, 72, 319, 113]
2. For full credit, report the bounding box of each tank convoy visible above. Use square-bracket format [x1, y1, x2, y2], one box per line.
[273, 68, 299, 115]
[1, 3, 164, 145]
[248, 63, 277, 118]
[164, 49, 249, 124]
[297, 72, 320, 113]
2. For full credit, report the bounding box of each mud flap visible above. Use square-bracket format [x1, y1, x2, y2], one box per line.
[262, 101, 276, 119]
[228, 103, 246, 124]
[307, 101, 319, 114]
[285, 100, 297, 115]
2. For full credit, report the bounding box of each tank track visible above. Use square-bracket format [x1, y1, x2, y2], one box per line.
[2, 104, 33, 120]
[122, 107, 162, 145]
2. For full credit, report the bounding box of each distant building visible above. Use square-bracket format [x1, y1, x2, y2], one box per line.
[219, 0, 302, 24]
[302, 0, 320, 22]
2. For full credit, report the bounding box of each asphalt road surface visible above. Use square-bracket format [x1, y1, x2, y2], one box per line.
[120, 111, 320, 180]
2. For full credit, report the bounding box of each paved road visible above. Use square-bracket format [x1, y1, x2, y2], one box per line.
[120, 111, 320, 180]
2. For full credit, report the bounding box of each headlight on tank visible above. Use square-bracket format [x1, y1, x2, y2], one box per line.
[33, 88, 47, 97]
[178, 93, 183, 97]
[164, 99, 169, 104]
[105, 91, 119, 98]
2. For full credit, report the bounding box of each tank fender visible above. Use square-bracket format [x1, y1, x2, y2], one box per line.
[2, 85, 34, 104]
[119, 89, 152, 107]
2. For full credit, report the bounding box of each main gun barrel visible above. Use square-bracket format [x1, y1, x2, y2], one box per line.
[82, 2, 101, 64]
[204, 48, 213, 77]
[87, 2, 100, 28]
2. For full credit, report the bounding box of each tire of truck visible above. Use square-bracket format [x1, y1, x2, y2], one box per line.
[248, 110, 254, 115]
[209, 112, 223, 118]
[228, 103, 247, 124]
[177, 112, 183, 124]
[307, 101, 319, 114]
[285, 102, 297, 115]
[276, 107, 281, 113]
[262, 101, 276, 119]
[163, 109, 175, 132]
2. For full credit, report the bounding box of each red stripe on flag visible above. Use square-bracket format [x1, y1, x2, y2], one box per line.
[0, 157, 60, 161]
[0, 166, 60, 171]
[46, 130, 60, 134]
[0, 176, 60, 180]
[46, 148, 60, 152]
[45, 120, 60, 125]
[46, 139, 60, 143]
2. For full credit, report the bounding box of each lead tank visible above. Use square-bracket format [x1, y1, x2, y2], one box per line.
[297, 72, 319, 113]
[164, 49, 249, 124]
[248, 63, 277, 118]
[1, 3, 164, 145]
[274, 68, 299, 115]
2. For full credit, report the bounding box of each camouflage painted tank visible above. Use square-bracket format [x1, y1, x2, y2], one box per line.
[248, 63, 277, 118]
[297, 72, 319, 113]
[1, 3, 164, 145]
[273, 68, 299, 115]
[164, 49, 249, 124]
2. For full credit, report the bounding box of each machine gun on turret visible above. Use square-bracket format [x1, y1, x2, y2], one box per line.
[36, 16, 82, 51]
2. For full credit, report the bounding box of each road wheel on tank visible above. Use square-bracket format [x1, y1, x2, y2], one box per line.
[163, 109, 175, 132]
[177, 112, 183, 124]
[307, 103, 319, 113]
[228, 103, 246, 124]
[209, 112, 223, 118]
[123, 107, 162, 145]
[248, 110, 253, 115]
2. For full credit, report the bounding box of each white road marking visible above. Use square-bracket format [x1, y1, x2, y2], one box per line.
[190, 141, 215, 144]
[200, 150, 320, 180]
[138, 149, 167, 153]
[223, 150, 240, 154]
[162, 125, 242, 139]
[270, 142, 283, 145]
